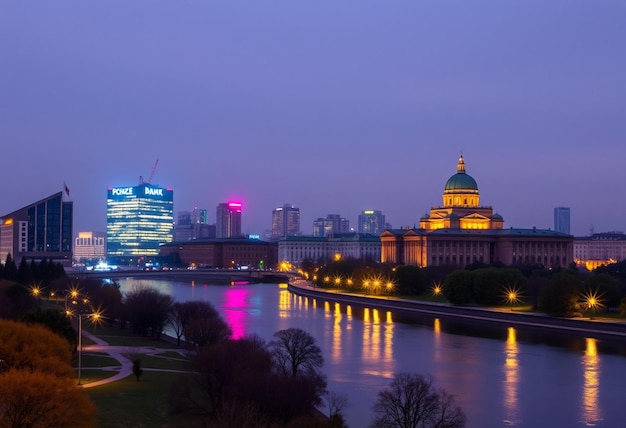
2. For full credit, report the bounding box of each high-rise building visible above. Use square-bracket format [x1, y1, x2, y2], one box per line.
[271, 204, 300, 240]
[313, 214, 350, 237]
[554, 207, 571, 235]
[106, 184, 173, 262]
[216, 202, 243, 238]
[0, 191, 73, 265]
[191, 207, 209, 224]
[74, 231, 106, 263]
[358, 210, 385, 235]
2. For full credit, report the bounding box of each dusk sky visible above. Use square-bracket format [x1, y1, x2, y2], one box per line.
[1, 1, 624, 237]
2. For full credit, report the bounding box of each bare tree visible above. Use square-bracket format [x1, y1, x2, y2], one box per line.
[326, 390, 350, 428]
[269, 328, 324, 378]
[371, 373, 466, 428]
[170, 301, 221, 346]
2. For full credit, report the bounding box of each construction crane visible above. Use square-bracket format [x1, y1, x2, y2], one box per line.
[139, 159, 159, 184]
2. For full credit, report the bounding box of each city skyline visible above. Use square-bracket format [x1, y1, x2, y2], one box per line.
[1, 2, 624, 237]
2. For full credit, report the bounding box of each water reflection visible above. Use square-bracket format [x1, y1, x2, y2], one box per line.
[223, 287, 248, 339]
[333, 303, 342, 360]
[503, 327, 520, 426]
[581, 338, 602, 426]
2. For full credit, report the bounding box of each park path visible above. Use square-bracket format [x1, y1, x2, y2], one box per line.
[78, 330, 190, 388]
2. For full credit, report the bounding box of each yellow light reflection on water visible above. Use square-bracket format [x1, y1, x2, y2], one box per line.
[278, 289, 291, 318]
[434, 318, 441, 335]
[503, 327, 519, 426]
[581, 338, 601, 426]
[333, 302, 342, 360]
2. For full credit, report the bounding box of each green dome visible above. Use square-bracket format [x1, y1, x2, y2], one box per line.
[444, 156, 478, 191]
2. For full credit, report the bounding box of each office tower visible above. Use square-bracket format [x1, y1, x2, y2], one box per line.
[216, 202, 243, 238]
[106, 184, 173, 261]
[173, 211, 194, 241]
[191, 207, 209, 224]
[554, 207, 571, 235]
[358, 210, 386, 234]
[313, 214, 350, 237]
[271, 204, 300, 240]
[74, 231, 106, 263]
[0, 192, 73, 265]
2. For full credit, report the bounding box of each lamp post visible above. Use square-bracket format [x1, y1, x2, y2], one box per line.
[64, 288, 102, 386]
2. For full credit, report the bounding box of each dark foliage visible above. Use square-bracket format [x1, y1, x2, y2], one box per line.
[122, 287, 174, 338]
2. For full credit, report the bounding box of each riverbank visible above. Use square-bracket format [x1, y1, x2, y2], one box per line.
[288, 279, 626, 340]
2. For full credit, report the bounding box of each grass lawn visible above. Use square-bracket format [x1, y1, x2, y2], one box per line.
[85, 371, 200, 428]
[84, 323, 181, 349]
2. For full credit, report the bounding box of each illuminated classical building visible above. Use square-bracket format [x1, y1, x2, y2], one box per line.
[381, 156, 573, 268]
[106, 184, 173, 262]
[574, 232, 626, 270]
[0, 191, 73, 265]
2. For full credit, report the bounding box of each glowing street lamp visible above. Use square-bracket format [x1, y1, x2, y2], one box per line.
[582, 289, 604, 319]
[503, 285, 522, 311]
[431, 283, 443, 297]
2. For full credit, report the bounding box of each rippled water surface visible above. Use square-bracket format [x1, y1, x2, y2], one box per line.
[118, 277, 626, 428]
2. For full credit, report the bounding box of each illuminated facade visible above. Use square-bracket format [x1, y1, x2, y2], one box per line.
[574, 232, 626, 270]
[381, 156, 573, 268]
[271, 204, 300, 241]
[216, 202, 243, 238]
[74, 231, 106, 263]
[278, 233, 381, 266]
[106, 184, 173, 261]
[0, 192, 73, 265]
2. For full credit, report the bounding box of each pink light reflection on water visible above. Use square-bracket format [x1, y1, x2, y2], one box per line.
[223, 286, 249, 339]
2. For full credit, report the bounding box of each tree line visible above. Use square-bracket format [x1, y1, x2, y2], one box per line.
[310, 257, 626, 318]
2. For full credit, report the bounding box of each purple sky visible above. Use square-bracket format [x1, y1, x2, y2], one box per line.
[1, 1, 624, 237]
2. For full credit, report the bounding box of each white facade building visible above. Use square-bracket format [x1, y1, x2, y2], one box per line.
[278, 233, 381, 266]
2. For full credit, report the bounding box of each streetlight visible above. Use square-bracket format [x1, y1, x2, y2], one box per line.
[582, 289, 604, 319]
[64, 288, 103, 386]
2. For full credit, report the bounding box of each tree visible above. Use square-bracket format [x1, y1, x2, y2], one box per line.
[270, 328, 324, 378]
[326, 391, 350, 428]
[443, 270, 473, 305]
[371, 373, 466, 428]
[0, 369, 96, 428]
[0, 319, 74, 377]
[170, 300, 222, 346]
[393, 265, 425, 295]
[122, 287, 174, 338]
[20, 308, 77, 349]
[538, 271, 582, 317]
[184, 315, 232, 350]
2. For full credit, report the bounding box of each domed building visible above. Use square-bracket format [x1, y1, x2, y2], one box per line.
[419, 156, 504, 230]
[381, 156, 573, 268]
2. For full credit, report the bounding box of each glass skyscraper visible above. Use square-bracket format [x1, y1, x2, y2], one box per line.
[554, 207, 571, 235]
[106, 184, 173, 261]
[358, 210, 386, 235]
[0, 191, 73, 265]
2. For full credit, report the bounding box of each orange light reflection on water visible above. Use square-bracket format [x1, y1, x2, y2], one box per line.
[581, 338, 602, 426]
[503, 327, 519, 426]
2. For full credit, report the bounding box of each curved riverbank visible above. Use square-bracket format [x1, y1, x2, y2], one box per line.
[288, 280, 626, 340]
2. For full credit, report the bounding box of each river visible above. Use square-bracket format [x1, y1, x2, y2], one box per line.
[117, 277, 626, 428]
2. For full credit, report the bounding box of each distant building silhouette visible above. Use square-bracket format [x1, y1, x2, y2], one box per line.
[271, 204, 300, 241]
[0, 191, 73, 266]
[358, 210, 385, 235]
[216, 202, 243, 238]
[313, 214, 350, 237]
[174, 209, 215, 241]
[554, 207, 571, 235]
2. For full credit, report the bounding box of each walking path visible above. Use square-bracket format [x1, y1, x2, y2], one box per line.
[78, 330, 190, 388]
